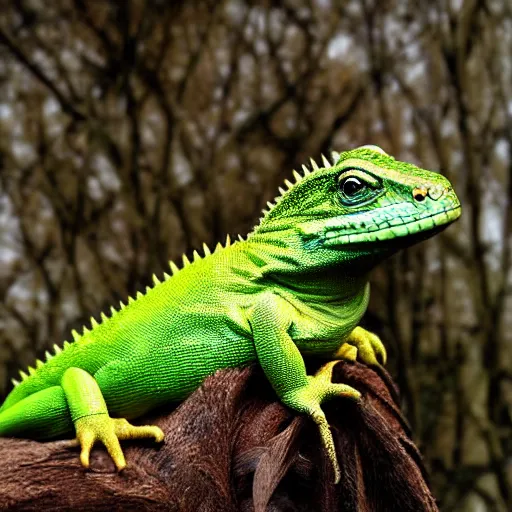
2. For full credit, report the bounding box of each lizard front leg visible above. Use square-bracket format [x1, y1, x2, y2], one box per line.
[334, 326, 387, 367]
[251, 293, 361, 483]
[61, 367, 164, 469]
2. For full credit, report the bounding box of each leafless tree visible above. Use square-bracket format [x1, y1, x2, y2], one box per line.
[0, 1, 510, 509]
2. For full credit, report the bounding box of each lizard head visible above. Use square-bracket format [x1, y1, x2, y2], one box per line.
[251, 145, 461, 270]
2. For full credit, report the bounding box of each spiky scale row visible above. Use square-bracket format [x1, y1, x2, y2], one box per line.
[11, 234, 243, 387]
[257, 154, 335, 226]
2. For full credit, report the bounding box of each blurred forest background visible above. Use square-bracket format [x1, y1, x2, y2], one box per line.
[0, 0, 511, 510]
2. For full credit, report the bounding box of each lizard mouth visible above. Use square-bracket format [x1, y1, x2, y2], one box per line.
[323, 205, 461, 247]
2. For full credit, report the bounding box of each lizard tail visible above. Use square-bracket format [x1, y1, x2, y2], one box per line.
[0, 386, 73, 439]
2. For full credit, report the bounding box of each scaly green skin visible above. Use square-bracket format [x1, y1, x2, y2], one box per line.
[0, 146, 461, 482]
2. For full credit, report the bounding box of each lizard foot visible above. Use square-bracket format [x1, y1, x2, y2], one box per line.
[282, 361, 361, 484]
[336, 326, 387, 366]
[75, 414, 164, 470]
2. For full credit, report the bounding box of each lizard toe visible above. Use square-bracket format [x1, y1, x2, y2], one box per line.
[77, 429, 95, 468]
[333, 343, 358, 362]
[113, 418, 165, 443]
[102, 432, 126, 471]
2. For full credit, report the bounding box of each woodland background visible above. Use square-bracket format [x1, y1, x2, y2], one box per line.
[0, 1, 511, 510]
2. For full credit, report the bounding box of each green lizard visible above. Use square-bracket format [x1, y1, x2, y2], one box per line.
[0, 146, 461, 482]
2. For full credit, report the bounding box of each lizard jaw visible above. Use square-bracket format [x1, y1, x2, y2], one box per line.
[322, 205, 461, 247]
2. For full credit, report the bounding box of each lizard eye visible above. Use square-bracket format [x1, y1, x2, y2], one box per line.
[340, 177, 366, 197]
[338, 171, 380, 206]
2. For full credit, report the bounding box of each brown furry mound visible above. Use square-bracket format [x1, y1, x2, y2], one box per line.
[0, 361, 438, 511]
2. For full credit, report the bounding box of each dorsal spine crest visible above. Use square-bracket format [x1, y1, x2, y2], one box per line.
[14, 232, 242, 387]
[12, 150, 328, 388]
[255, 154, 334, 225]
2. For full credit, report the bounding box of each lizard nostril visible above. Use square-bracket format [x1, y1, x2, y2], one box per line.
[413, 187, 428, 202]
